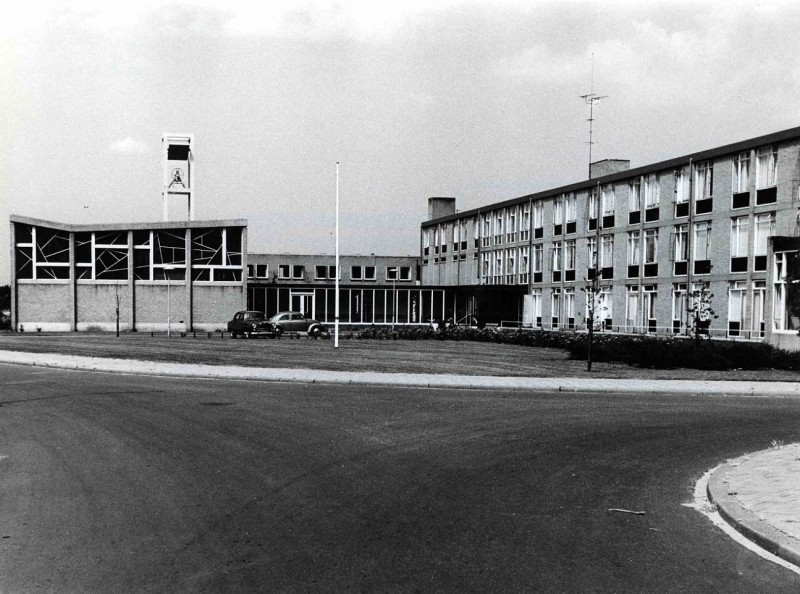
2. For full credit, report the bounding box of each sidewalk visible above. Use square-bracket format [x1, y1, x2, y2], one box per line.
[707, 444, 800, 568]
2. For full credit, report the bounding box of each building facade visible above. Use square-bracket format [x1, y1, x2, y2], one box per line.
[10, 216, 247, 332]
[421, 126, 800, 348]
[246, 253, 450, 326]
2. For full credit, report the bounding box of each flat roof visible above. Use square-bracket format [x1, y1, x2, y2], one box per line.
[422, 124, 800, 228]
[10, 215, 247, 232]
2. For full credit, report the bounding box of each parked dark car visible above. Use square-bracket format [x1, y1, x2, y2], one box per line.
[268, 311, 327, 337]
[227, 311, 276, 338]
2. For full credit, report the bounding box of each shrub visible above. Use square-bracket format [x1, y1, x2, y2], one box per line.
[353, 325, 800, 372]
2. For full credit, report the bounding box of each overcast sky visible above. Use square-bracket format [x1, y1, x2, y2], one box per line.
[3, 1, 800, 285]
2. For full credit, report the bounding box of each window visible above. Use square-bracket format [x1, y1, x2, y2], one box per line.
[694, 161, 713, 213]
[482, 214, 491, 247]
[643, 229, 658, 277]
[627, 231, 641, 270]
[642, 285, 657, 333]
[754, 212, 775, 271]
[600, 235, 613, 278]
[752, 280, 766, 337]
[552, 242, 562, 281]
[350, 266, 362, 280]
[506, 207, 518, 243]
[256, 264, 269, 278]
[672, 225, 688, 275]
[587, 286, 612, 330]
[730, 217, 749, 273]
[480, 252, 491, 283]
[532, 244, 543, 283]
[644, 230, 658, 263]
[532, 202, 544, 237]
[551, 289, 561, 329]
[494, 212, 503, 245]
[386, 266, 412, 281]
[564, 239, 576, 281]
[672, 284, 687, 333]
[531, 289, 542, 327]
[493, 250, 504, 284]
[629, 178, 642, 213]
[601, 185, 615, 227]
[279, 264, 291, 279]
[247, 264, 255, 278]
[587, 236, 597, 271]
[315, 265, 328, 279]
[601, 186, 615, 215]
[675, 169, 690, 217]
[553, 195, 564, 235]
[564, 288, 575, 329]
[773, 252, 797, 331]
[588, 188, 599, 228]
[518, 246, 530, 284]
[452, 222, 460, 249]
[423, 229, 430, 255]
[733, 151, 750, 193]
[756, 146, 778, 188]
[644, 175, 659, 209]
[459, 220, 468, 251]
[520, 204, 531, 241]
[565, 194, 577, 230]
[505, 248, 516, 284]
[625, 286, 639, 330]
[728, 280, 747, 337]
[693, 222, 712, 274]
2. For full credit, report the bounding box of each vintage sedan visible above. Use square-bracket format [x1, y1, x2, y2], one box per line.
[227, 311, 276, 339]
[268, 311, 327, 337]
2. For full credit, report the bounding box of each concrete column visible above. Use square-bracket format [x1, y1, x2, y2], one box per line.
[9, 221, 16, 331]
[241, 225, 248, 310]
[69, 232, 77, 331]
[128, 230, 135, 331]
[185, 228, 192, 332]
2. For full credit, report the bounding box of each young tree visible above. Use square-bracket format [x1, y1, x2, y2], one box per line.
[687, 281, 718, 344]
[582, 267, 605, 372]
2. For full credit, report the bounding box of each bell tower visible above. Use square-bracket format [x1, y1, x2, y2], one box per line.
[162, 133, 194, 221]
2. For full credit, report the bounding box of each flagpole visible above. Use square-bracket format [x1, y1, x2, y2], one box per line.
[334, 161, 340, 348]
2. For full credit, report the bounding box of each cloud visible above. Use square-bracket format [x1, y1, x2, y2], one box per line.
[109, 137, 149, 154]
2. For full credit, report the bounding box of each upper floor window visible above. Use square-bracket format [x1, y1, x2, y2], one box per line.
[482, 214, 491, 247]
[554, 196, 564, 226]
[565, 194, 577, 223]
[494, 212, 504, 244]
[532, 202, 544, 230]
[733, 151, 750, 193]
[386, 266, 412, 281]
[350, 266, 376, 281]
[506, 207, 518, 242]
[644, 175, 659, 209]
[520, 204, 531, 241]
[279, 264, 305, 279]
[601, 185, 615, 215]
[629, 178, 642, 213]
[756, 146, 778, 188]
[694, 161, 713, 200]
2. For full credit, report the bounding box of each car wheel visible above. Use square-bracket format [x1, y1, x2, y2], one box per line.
[275, 326, 284, 338]
[309, 326, 321, 338]
[231, 331, 239, 339]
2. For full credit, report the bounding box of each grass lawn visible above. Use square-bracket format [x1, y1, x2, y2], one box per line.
[0, 331, 798, 381]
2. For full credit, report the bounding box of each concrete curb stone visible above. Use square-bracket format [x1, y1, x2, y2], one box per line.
[707, 449, 800, 568]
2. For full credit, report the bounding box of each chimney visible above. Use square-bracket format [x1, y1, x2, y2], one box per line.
[427, 197, 456, 220]
[590, 159, 630, 179]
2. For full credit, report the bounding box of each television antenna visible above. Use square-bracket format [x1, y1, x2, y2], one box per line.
[579, 54, 607, 179]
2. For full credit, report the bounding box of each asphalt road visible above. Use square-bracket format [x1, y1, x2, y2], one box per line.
[2, 363, 800, 593]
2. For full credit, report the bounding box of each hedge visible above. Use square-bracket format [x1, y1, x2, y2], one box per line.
[354, 326, 800, 371]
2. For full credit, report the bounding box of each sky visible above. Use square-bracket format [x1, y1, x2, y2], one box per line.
[3, 1, 800, 285]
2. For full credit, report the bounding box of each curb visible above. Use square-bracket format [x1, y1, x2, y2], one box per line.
[3, 350, 800, 396]
[707, 460, 800, 568]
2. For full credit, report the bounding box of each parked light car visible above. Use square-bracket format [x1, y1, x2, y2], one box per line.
[227, 311, 276, 339]
[268, 311, 327, 337]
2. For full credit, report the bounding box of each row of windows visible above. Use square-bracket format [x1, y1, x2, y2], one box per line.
[247, 264, 414, 282]
[423, 146, 781, 252]
[436, 213, 776, 283]
[15, 226, 243, 282]
[526, 280, 768, 338]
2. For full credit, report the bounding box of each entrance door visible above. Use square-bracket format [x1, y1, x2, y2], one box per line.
[291, 292, 314, 318]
